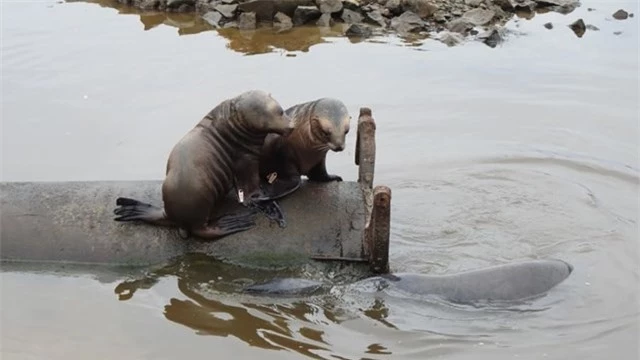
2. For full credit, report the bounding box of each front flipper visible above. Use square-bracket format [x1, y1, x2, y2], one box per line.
[252, 176, 302, 202]
[113, 197, 175, 227]
[247, 199, 287, 228]
[307, 159, 342, 182]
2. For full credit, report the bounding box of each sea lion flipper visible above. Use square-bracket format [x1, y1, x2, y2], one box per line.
[113, 197, 171, 226]
[248, 199, 287, 228]
[307, 159, 342, 182]
[253, 177, 301, 202]
[194, 211, 257, 239]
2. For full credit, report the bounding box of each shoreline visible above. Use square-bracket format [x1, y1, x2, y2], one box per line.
[87, 0, 590, 47]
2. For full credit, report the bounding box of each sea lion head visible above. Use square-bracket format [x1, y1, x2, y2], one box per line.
[309, 98, 351, 152]
[233, 90, 294, 136]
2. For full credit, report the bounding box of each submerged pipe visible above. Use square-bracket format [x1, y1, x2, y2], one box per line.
[0, 180, 369, 268]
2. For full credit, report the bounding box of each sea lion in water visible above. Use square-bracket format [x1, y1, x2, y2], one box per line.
[243, 259, 574, 304]
[255, 97, 351, 201]
[113, 90, 293, 239]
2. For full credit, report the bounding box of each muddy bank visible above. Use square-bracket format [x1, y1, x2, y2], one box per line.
[72, 0, 589, 47]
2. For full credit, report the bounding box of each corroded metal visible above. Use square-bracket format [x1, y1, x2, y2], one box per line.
[355, 107, 376, 190]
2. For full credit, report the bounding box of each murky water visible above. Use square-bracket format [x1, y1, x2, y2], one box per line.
[1, 0, 639, 359]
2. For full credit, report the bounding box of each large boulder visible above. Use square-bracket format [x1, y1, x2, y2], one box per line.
[237, 0, 314, 22]
[400, 0, 437, 18]
[461, 8, 495, 25]
[215, 3, 238, 17]
[389, 11, 426, 33]
[273, 11, 293, 31]
[292, 5, 322, 25]
[316, 0, 343, 13]
[202, 11, 223, 27]
[238, 11, 257, 29]
[341, 8, 364, 23]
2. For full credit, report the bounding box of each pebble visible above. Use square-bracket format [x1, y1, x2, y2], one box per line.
[612, 9, 628, 20]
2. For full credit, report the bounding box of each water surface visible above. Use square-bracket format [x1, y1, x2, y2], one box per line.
[1, 0, 639, 359]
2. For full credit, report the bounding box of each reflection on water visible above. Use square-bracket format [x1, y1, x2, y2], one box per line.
[112, 253, 395, 359]
[71, 0, 362, 55]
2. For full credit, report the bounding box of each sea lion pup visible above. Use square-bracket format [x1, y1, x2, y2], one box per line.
[113, 90, 293, 240]
[255, 97, 352, 201]
[243, 259, 574, 304]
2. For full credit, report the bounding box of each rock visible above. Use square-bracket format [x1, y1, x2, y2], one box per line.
[196, 0, 218, 12]
[214, 3, 237, 17]
[511, 0, 535, 11]
[167, 0, 195, 8]
[433, 10, 449, 22]
[316, 12, 333, 26]
[447, 18, 473, 33]
[630, 13, 634, 18]
[237, 0, 274, 21]
[401, 0, 437, 18]
[345, 23, 372, 37]
[465, 0, 483, 6]
[461, 8, 495, 25]
[451, 8, 463, 16]
[316, 0, 342, 13]
[139, 0, 160, 10]
[223, 21, 238, 28]
[274, 11, 293, 31]
[543, 22, 553, 29]
[586, 24, 599, 31]
[342, 0, 360, 11]
[477, 27, 501, 47]
[389, 10, 425, 33]
[533, 0, 578, 7]
[236, 0, 314, 22]
[612, 9, 628, 20]
[221, 0, 236, 3]
[385, 0, 402, 15]
[491, 0, 514, 12]
[365, 10, 387, 27]
[238, 11, 257, 29]
[293, 5, 321, 25]
[203, 11, 223, 27]
[437, 31, 464, 46]
[341, 8, 364, 23]
[568, 18, 585, 37]
[587, 7, 594, 11]
[613, 31, 622, 35]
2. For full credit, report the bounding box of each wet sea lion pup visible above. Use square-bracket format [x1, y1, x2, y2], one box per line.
[255, 97, 351, 201]
[113, 90, 293, 240]
[243, 259, 574, 304]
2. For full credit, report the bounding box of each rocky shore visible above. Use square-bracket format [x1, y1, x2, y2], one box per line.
[112, 0, 590, 47]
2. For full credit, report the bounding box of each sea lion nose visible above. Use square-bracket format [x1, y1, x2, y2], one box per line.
[334, 144, 344, 152]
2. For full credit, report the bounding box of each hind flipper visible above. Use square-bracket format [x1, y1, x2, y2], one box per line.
[113, 197, 175, 227]
[248, 199, 286, 228]
[191, 211, 258, 240]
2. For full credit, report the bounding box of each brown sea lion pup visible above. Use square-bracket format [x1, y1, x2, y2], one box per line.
[113, 90, 293, 240]
[255, 97, 352, 201]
